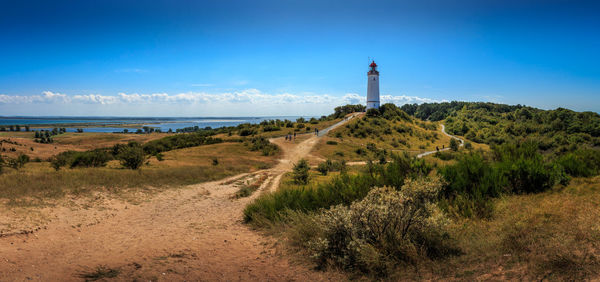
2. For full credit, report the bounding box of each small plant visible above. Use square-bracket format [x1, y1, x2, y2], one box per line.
[450, 138, 459, 151]
[78, 265, 120, 281]
[292, 159, 310, 185]
[212, 158, 219, 166]
[317, 162, 329, 176]
[326, 140, 338, 145]
[155, 153, 164, 161]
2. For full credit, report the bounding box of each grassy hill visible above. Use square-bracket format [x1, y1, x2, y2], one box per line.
[311, 103, 453, 162]
[401, 101, 600, 153]
[245, 102, 600, 280]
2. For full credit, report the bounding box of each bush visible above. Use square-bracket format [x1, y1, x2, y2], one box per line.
[307, 179, 458, 275]
[143, 132, 222, 155]
[366, 108, 380, 117]
[244, 153, 432, 224]
[450, 138, 459, 151]
[292, 159, 310, 185]
[52, 150, 112, 169]
[326, 140, 338, 145]
[247, 136, 279, 156]
[116, 142, 145, 169]
[317, 162, 329, 176]
[555, 149, 600, 177]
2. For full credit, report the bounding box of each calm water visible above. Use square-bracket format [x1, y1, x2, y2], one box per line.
[0, 116, 306, 133]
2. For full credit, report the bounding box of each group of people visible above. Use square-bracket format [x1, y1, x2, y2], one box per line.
[284, 128, 320, 141]
[284, 132, 296, 141]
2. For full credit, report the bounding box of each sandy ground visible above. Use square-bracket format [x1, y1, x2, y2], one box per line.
[0, 120, 352, 281]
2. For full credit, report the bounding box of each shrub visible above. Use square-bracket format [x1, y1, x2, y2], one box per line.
[143, 132, 222, 155]
[155, 153, 164, 161]
[53, 150, 112, 168]
[326, 140, 338, 145]
[308, 179, 458, 275]
[317, 162, 329, 176]
[555, 149, 600, 177]
[247, 136, 279, 156]
[212, 158, 219, 166]
[116, 142, 145, 169]
[450, 138, 459, 151]
[292, 159, 310, 185]
[244, 153, 432, 225]
[366, 108, 380, 117]
[439, 152, 503, 218]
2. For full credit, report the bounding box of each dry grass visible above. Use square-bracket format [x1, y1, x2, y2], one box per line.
[0, 143, 278, 201]
[0, 132, 167, 159]
[429, 176, 600, 280]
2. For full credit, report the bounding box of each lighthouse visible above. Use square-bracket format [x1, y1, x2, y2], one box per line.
[366, 61, 380, 110]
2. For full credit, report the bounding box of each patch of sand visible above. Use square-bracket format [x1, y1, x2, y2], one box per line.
[0, 118, 354, 281]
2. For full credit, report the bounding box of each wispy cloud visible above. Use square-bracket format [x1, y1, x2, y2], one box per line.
[190, 83, 214, 87]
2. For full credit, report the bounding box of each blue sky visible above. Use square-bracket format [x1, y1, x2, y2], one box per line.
[0, 0, 598, 116]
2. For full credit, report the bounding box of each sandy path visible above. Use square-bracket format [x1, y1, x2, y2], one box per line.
[0, 119, 353, 281]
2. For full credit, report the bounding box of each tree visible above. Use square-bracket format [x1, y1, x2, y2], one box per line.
[450, 138, 459, 151]
[292, 159, 310, 184]
[50, 154, 68, 171]
[116, 142, 145, 169]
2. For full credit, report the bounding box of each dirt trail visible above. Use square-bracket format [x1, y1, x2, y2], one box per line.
[0, 119, 353, 281]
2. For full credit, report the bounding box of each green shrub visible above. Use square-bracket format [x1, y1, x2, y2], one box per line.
[116, 142, 145, 170]
[556, 149, 600, 177]
[439, 152, 503, 218]
[244, 153, 432, 225]
[143, 132, 222, 155]
[53, 150, 112, 169]
[450, 138, 459, 151]
[292, 159, 310, 184]
[307, 179, 458, 275]
[247, 136, 279, 156]
[317, 162, 329, 176]
[326, 140, 338, 145]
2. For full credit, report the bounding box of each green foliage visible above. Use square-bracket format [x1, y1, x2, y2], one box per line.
[143, 132, 222, 155]
[555, 149, 600, 177]
[292, 159, 310, 185]
[115, 142, 145, 170]
[366, 108, 380, 117]
[440, 142, 572, 218]
[439, 152, 504, 218]
[450, 138, 459, 151]
[331, 104, 366, 118]
[306, 179, 458, 275]
[52, 150, 112, 169]
[244, 153, 431, 224]
[325, 140, 338, 145]
[403, 102, 600, 153]
[247, 136, 279, 156]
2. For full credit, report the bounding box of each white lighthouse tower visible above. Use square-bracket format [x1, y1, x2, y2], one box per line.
[366, 61, 380, 110]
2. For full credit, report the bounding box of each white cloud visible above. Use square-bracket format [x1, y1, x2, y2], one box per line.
[0, 90, 443, 108]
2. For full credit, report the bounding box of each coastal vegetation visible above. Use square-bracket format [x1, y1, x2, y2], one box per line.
[243, 102, 600, 279]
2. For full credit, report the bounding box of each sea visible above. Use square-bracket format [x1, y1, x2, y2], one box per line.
[0, 116, 308, 133]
